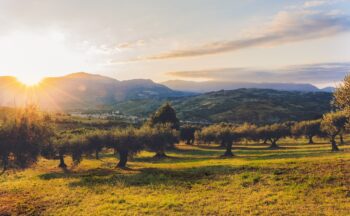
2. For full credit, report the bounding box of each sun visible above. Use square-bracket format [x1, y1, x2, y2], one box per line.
[0, 30, 89, 86]
[16, 75, 43, 86]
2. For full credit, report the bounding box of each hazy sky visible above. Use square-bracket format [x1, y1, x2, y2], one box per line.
[0, 0, 350, 86]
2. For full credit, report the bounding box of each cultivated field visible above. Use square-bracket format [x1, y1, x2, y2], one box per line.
[1, 139, 349, 216]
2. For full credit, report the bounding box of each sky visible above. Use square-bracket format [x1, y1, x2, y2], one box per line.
[0, 0, 350, 87]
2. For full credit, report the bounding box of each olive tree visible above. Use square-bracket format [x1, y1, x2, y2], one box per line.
[256, 123, 290, 149]
[180, 125, 197, 145]
[106, 127, 144, 168]
[196, 124, 240, 157]
[142, 124, 179, 158]
[321, 112, 348, 151]
[334, 74, 350, 114]
[235, 123, 257, 143]
[0, 125, 10, 171]
[197, 126, 217, 144]
[148, 103, 180, 130]
[291, 120, 322, 144]
[0, 106, 55, 170]
[45, 133, 84, 168]
[86, 130, 108, 159]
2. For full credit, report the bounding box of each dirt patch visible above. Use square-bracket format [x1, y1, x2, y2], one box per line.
[0, 191, 48, 216]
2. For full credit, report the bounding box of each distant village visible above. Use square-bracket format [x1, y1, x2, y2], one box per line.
[69, 110, 212, 125]
[69, 110, 145, 124]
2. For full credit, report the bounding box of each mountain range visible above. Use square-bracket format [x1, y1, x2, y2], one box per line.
[115, 89, 333, 124]
[0, 73, 334, 123]
[0, 72, 189, 110]
[161, 80, 335, 93]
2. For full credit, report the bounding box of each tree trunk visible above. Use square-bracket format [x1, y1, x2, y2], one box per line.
[154, 150, 167, 159]
[95, 150, 99, 160]
[58, 153, 67, 168]
[269, 140, 279, 149]
[331, 138, 340, 152]
[220, 141, 226, 148]
[339, 134, 344, 145]
[1, 153, 8, 172]
[222, 142, 233, 157]
[117, 150, 129, 168]
[263, 139, 268, 144]
[308, 136, 314, 144]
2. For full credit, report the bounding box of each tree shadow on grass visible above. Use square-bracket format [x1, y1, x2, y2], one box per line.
[39, 165, 285, 189]
[39, 168, 119, 180]
[172, 146, 223, 156]
[243, 149, 335, 161]
[133, 144, 336, 164]
[133, 155, 215, 164]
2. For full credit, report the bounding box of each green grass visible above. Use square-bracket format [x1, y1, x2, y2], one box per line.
[1, 139, 349, 216]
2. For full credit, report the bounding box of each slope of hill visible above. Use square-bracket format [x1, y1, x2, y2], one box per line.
[0, 73, 190, 110]
[321, 87, 336, 92]
[115, 89, 333, 124]
[162, 80, 328, 93]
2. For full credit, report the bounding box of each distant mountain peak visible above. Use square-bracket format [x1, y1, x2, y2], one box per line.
[64, 72, 91, 77]
[64, 72, 116, 80]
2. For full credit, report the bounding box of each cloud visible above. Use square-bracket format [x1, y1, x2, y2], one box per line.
[303, 1, 327, 8]
[137, 9, 350, 60]
[166, 62, 350, 85]
[116, 40, 146, 50]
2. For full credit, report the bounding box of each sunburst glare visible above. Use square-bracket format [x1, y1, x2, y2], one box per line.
[16, 75, 43, 86]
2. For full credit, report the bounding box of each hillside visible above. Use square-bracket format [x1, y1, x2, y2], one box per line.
[162, 80, 333, 93]
[1, 143, 349, 215]
[0, 74, 334, 123]
[115, 89, 333, 124]
[0, 73, 190, 110]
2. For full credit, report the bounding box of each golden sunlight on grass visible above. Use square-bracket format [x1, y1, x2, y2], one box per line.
[0, 140, 349, 215]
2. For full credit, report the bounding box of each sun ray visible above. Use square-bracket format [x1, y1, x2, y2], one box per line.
[16, 76, 43, 87]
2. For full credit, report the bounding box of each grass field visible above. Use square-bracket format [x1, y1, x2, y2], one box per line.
[1, 139, 349, 216]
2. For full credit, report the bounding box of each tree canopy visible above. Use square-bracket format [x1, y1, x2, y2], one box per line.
[148, 103, 180, 130]
[334, 74, 350, 114]
[291, 120, 322, 144]
[321, 111, 348, 151]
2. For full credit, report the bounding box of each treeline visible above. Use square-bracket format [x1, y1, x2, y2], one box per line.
[0, 104, 179, 170]
[193, 110, 348, 156]
[3, 104, 346, 171]
[0, 104, 349, 171]
[43, 125, 178, 169]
